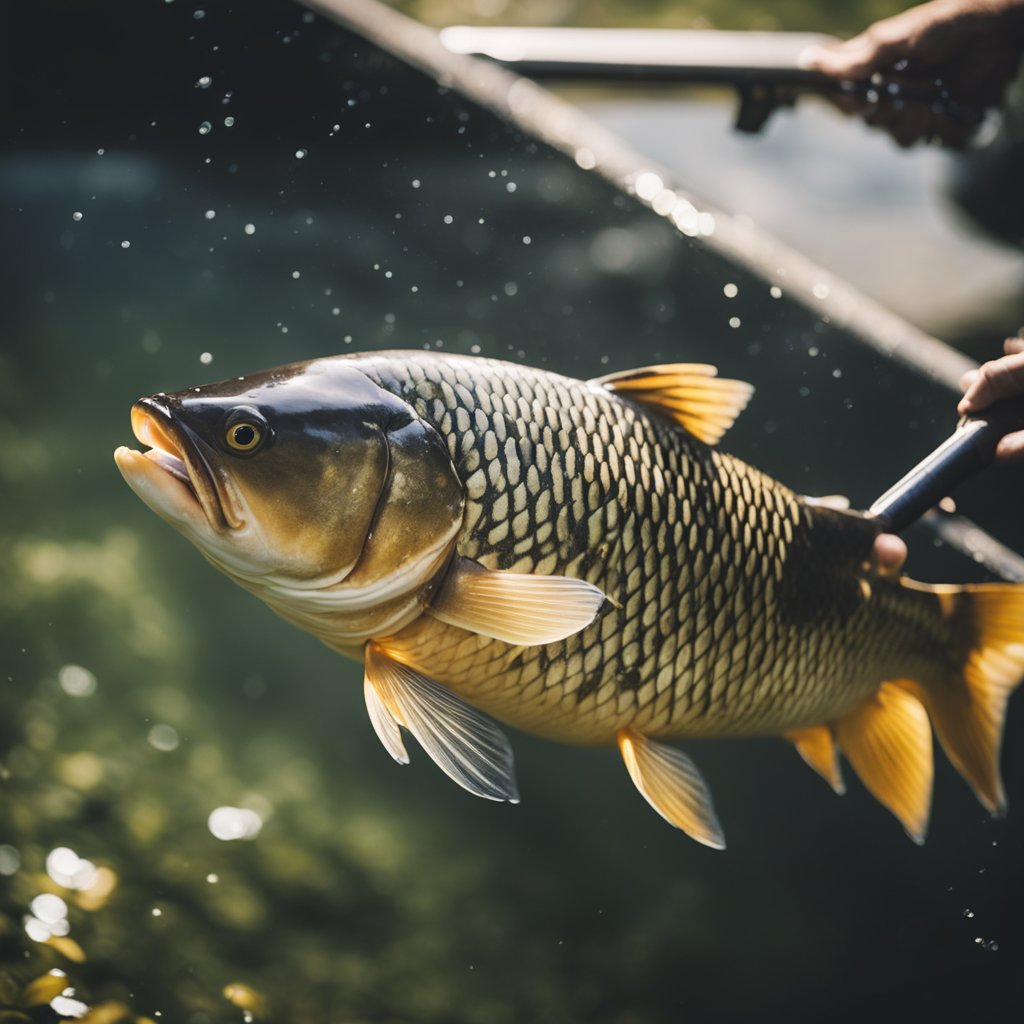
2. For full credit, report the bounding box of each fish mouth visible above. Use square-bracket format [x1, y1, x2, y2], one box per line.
[128, 397, 233, 530]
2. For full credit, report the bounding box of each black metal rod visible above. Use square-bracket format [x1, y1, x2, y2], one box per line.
[869, 398, 1024, 533]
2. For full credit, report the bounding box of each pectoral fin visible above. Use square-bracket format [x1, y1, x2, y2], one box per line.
[835, 681, 933, 844]
[364, 642, 519, 803]
[593, 363, 754, 445]
[617, 728, 726, 849]
[429, 556, 606, 646]
[786, 724, 845, 794]
[364, 675, 409, 765]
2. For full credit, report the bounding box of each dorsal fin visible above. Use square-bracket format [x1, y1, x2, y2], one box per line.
[593, 363, 754, 445]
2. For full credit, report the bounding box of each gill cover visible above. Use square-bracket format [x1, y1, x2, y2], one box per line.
[134, 358, 465, 590]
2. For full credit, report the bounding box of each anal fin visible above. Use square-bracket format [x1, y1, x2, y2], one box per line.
[429, 556, 606, 646]
[786, 724, 845, 795]
[617, 728, 726, 849]
[364, 642, 519, 803]
[836, 681, 933, 844]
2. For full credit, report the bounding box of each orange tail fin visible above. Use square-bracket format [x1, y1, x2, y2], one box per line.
[903, 580, 1024, 815]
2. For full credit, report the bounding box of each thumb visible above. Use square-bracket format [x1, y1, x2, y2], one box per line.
[800, 34, 885, 78]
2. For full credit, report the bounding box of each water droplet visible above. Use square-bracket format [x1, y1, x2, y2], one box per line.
[121, 240, 130, 249]
[0, 845, 21, 876]
[634, 171, 663, 201]
[443, 214, 453, 224]
[204, 209, 216, 220]
[72, 211, 83, 222]
[770, 285, 783, 299]
[295, 148, 307, 159]
[59, 665, 97, 696]
[193, 8, 205, 19]
[522, 235, 531, 245]
[723, 283, 738, 298]
[208, 806, 263, 841]
[506, 181, 517, 193]
[729, 316, 741, 328]
[196, 75, 212, 88]
[291, 270, 300, 279]
[411, 178, 421, 189]
[244, 223, 255, 235]
[223, 116, 235, 127]
[198, 121, 212, 135]
[31, 893, 68, 925]
[964, 908, 975, 918]
[575, 147, 596, 170]
[148, 723, 181, 751]
[51, 997, 90, 1018]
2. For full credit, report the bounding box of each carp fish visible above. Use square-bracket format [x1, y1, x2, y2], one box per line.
[114, 351, 1024, 847]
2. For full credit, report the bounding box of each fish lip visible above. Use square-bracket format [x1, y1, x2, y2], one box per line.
[131, 397, 232, 531]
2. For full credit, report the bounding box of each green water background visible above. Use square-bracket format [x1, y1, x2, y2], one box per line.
[2, 1, 1023, 1021]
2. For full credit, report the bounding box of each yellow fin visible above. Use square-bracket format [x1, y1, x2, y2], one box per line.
[906, 581, 1024, 815]
[593, 363, 754, 445]
[785, 725, 845, 794]
[364, 643, 519, 803]
[617, 728, 725, 849]
[835, 682, 933, 844]
[429, 556, 606, 646]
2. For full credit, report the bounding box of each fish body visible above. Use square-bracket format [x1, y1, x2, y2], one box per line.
[115, 351, 1024, 847]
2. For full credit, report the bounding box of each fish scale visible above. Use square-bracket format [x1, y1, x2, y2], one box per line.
[353, 353, 919, 743]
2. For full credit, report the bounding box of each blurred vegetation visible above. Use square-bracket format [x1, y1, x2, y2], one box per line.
[3, 1, 1021, 1022]
[386, 0, 908, 35]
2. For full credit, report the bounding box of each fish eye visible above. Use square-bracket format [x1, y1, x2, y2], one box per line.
[223, 407, 269, 455]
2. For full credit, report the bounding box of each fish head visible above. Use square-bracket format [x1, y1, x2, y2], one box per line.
[114, 358, 465, 602]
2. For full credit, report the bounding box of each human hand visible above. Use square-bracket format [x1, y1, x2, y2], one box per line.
[873, 532, 909, 576]
[869, 333, 1024, 574]
[958, 337, 1024, 459]
[801, 0, 1024, 147]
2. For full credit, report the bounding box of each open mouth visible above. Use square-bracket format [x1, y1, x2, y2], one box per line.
[130, 398, 230, 529]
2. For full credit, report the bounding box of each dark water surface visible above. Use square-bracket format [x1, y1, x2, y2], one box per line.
[2, 2, 1023, 1021]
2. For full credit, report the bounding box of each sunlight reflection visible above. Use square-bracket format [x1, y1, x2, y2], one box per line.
[208, 806, 263, 841]
[46, 846, 98, 890]
[147, 723, 180, 752]
[25, 894, 70, 941]
[0, 844, 20, 875]
[58, 664, 97, 697]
